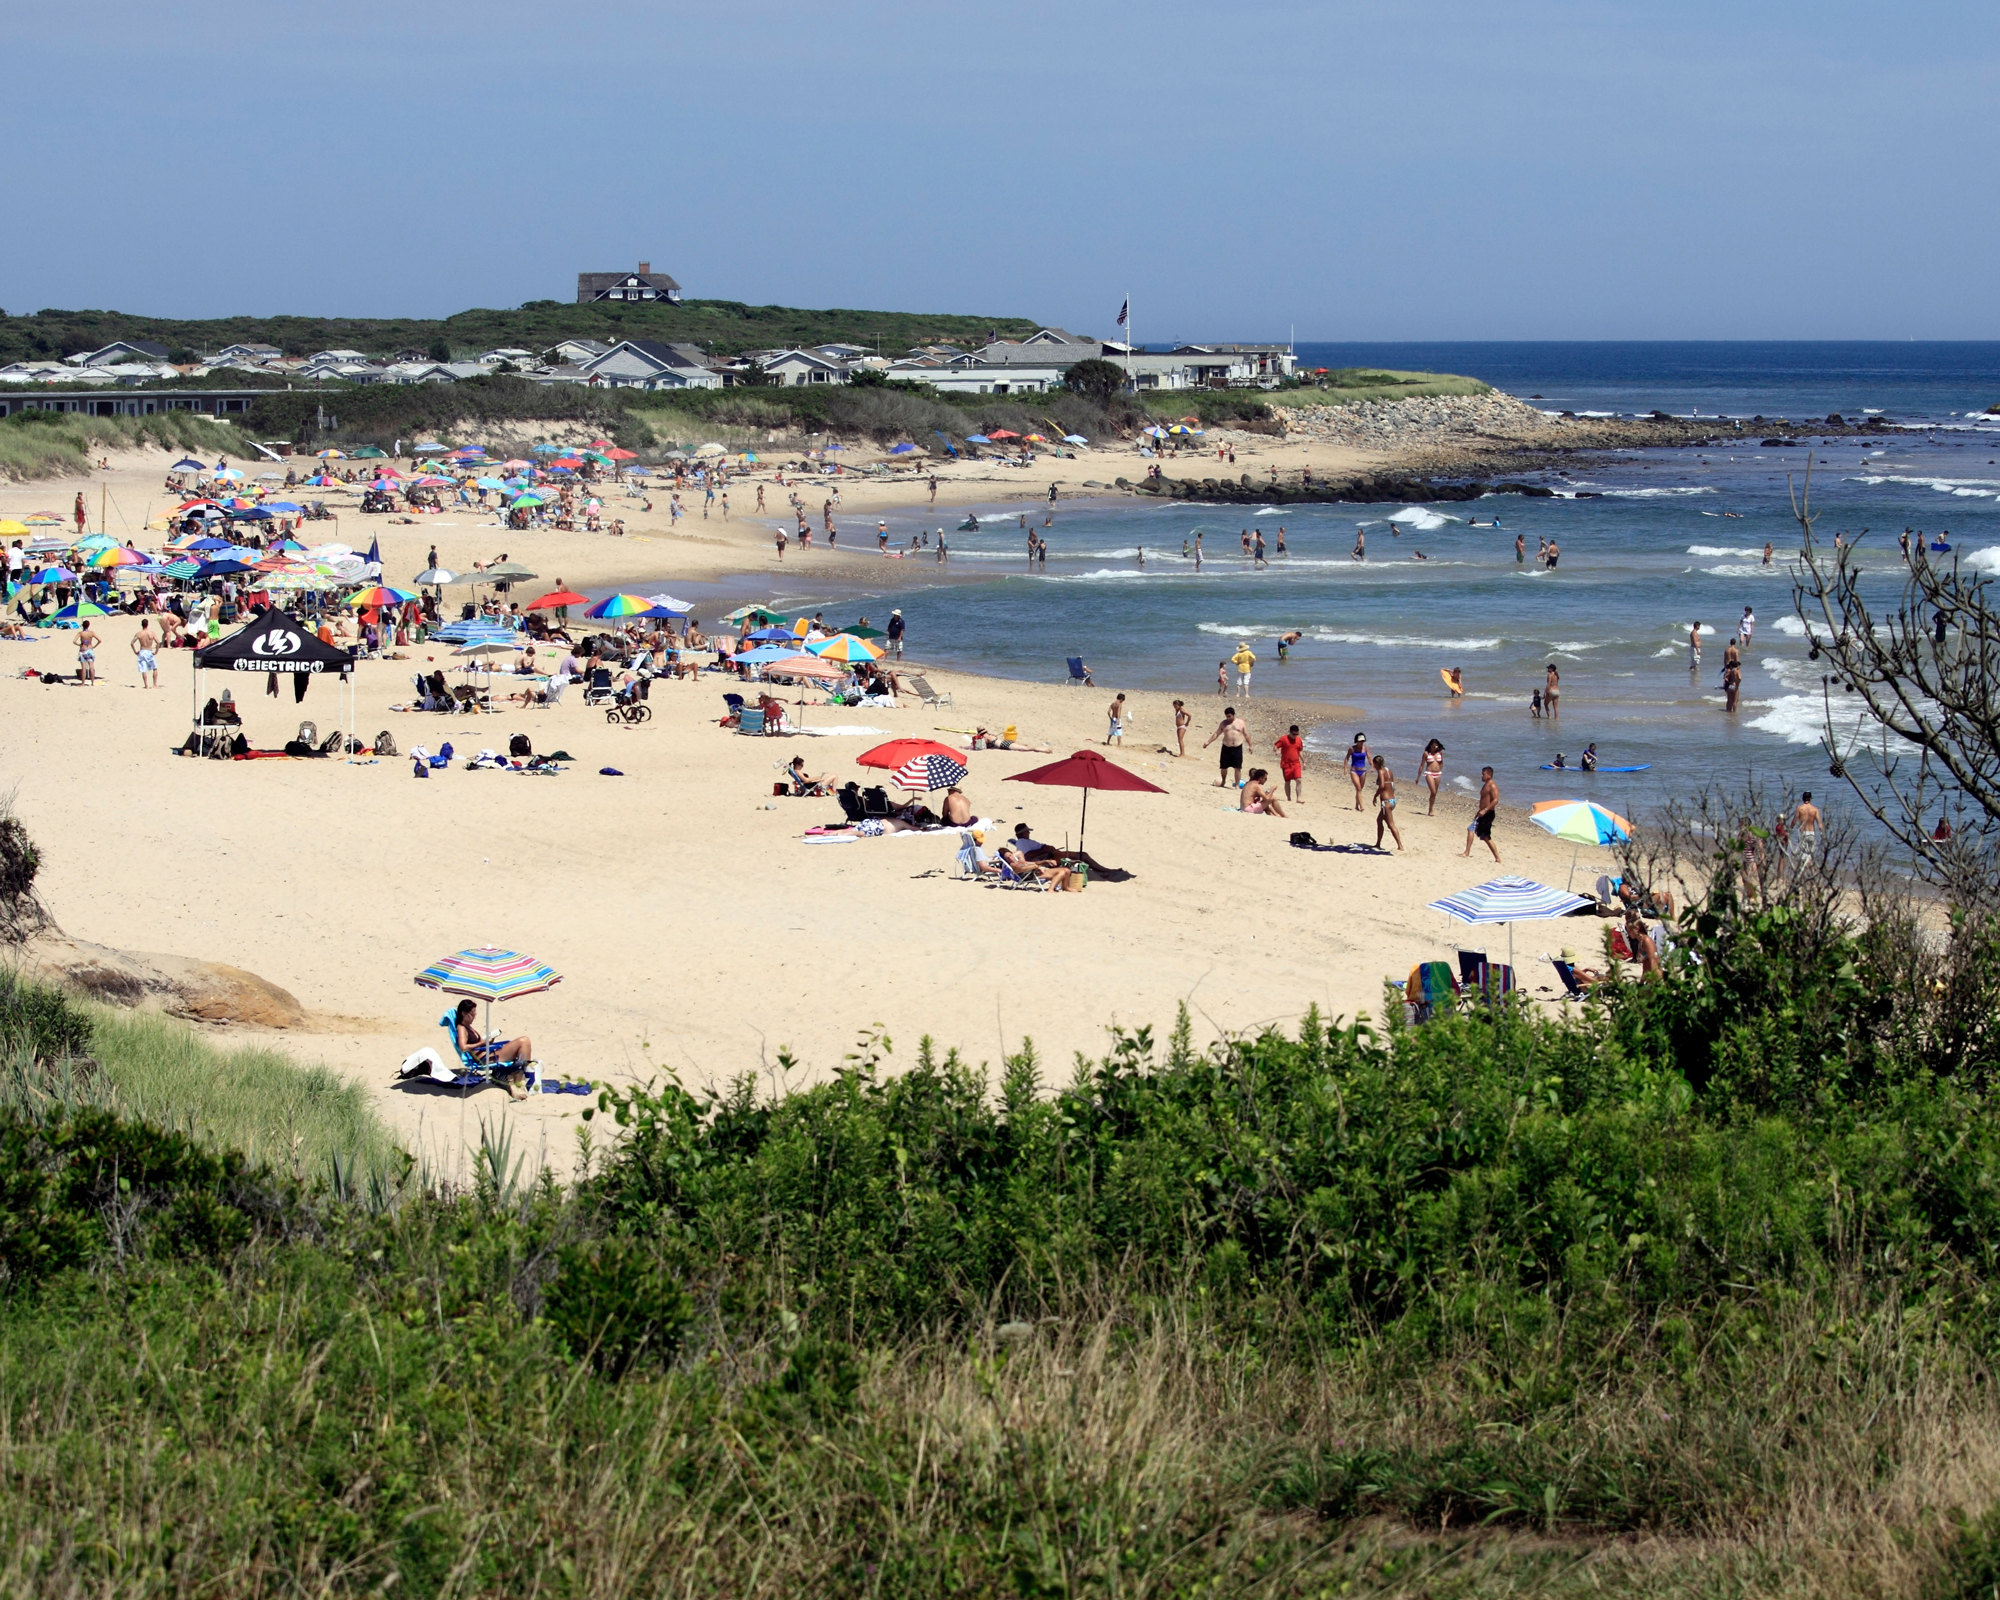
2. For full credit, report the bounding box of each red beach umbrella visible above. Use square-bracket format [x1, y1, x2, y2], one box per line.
[1003, 749, 1165, 853]
[857, 738, 963, 771]
[527, 589, 589, 610]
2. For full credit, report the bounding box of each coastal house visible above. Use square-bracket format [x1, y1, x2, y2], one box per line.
[547, 337, 612, 366]
[758, 349, 851, 387]
[212, 342, 282, 365]
[576, 339, 720, 390]
[310, 349, 371, 364]
[1169, 343, 1297, 386]
[0, 361, 79, 384]
[891, 360, 1064, 395]
[576, 262, 683, 304]
[478, 348, 534, 366]
[66, 339, 171, 367]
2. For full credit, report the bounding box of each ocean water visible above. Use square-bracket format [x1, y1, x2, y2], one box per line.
[738, 344, 2000, 820]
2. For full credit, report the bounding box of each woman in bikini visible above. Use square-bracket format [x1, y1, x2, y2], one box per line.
[452, 998, 533, 1100]
[1372, 754, 1404, 852]
[1346, 732, 1370, 811]
[1544, 662, 1561, 720]
[1419, 738, 1445, 815]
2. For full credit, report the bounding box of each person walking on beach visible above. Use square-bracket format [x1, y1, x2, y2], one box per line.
[1420, 738, 1445, 814]
[1463, 766, 1501, 863]
[775, 529, 786, 561]
[1105, 693, 1127, 745]
[74, 492, 86, 537]
[76, 620, 99, 683]
[1543, 662, 1560, 719]
[928, 474, 938, 508]
[1275, 723, 1304, 802]
[1372, 755, 1404, 852]
[1173, 699, 1191, 757]
[1345, 732, 1370, 810]
[1204, 707, 1250, 787]
[886, 610, 905, 659]
[1232, 641, 1256, 696]
[130, 618, 160, 689]
[755, 484, 766, 513]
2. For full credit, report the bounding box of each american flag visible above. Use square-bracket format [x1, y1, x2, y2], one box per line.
[892, 753, 969, 792]
[1116, 298, 1128, 327]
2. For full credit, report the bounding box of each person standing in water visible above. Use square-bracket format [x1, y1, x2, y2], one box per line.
[1352, 526, 1366, 560]
[1689, 622, 1703, 671]
[1515, 531, 1526, 564]
[1194, 532, 1203, 568]
[1275, 526, 1287, 556]
[1543, 662, 1561, 719]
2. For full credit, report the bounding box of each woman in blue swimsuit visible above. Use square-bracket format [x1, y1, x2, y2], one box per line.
[1346, 732, 1370, 811]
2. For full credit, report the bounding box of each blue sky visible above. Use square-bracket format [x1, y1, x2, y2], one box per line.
[9, 0, 1997, 339]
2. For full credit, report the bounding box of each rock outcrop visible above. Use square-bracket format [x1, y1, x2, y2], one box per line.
[16, 936, 307, 1028]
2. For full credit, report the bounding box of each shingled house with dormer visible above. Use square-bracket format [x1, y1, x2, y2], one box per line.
[576, 262, 682, 304]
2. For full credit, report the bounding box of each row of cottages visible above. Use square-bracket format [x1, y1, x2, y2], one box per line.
[572, 339, 721, 390]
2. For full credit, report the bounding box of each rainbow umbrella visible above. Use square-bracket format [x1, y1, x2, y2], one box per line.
[346, 585, 418, 608]
[51, 602, 109, 623]
[808, 632, 883, 662]
[583, 593, 656, 619]
[86, 546, 147, 568]
[1530, 798, 1634, 890]
[314, 448, 346, 458]
[413, 945, 563, 1091]
[28, 566, 75, 584]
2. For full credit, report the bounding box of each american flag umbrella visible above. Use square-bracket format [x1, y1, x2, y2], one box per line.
[891, 752, 969, 791]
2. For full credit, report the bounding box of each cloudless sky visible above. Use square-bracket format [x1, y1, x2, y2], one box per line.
[9, 1, 1998, 339]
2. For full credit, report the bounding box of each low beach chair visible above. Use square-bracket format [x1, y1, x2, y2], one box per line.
[1549, 958, 1593, 1002]
[907, 673, 952, 710]
[721, 692, 746, 726]
[736, 707, 766, 735]
[582, 666, 616, 707]
[1063, 656, 1092, 687]
[437, 1012, 538, 1095]
[543, 673, 568, 706]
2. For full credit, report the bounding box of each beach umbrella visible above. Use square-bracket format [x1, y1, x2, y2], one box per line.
[193, 559, 255, 578]
[762, 654, 842, 684]
[171, 457, 206, 470]
[351, 446, 386, 458]
[501, 458, 531, 470]
[346, 585, 417, 608]
[413, 945, 562, 1095]
[0, 519, 31, 537]
[413, 567, 456, 586]
[809, 633, 883, 662]
[1530, 799, 1634, 890]
[530, 443, 562, 455]
[211, 467, 243, 481]
[51, 602, 109, 623]
[723, 604, 781, 625]
[645, 592, 693, 612]
[626, 464, 652, 476]
[527, 589, 587, 610]
[889, 752, 969, 792]
[255, 472, 285, 481]
[160, 560, 200, 580]
[583, 593, 657, 619]
[840, 623, 885, 639]
[748, 625, 799, 642]
[858, 738, 965, 771]
[1063, 434, 1089, 445]
[480, 561, 538, 585]
[187, 535, 235, 552]
[1426, 875, 1594, 980]
[887, 442, 917, 454]
[86, 546, 146, 568]
[509, 492, 545, 507]
[314, 449, 346, 459]
[695, 442, 726, 456]
[474, 476, 508, 489]
[27, 566, 75, 585]
[734, 644, 805, 665]
[605, 447, 637, 461]
[73, 533, 118, 551]
[263, 501, 303, 514]
[964, 435, 992, 445]
[1003, 749, 1165, 854]
[413, 442, 448, 454]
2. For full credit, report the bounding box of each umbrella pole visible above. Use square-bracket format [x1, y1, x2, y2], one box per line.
[1078, 786, 1090, 855]
[1568, 844, 1579, 891]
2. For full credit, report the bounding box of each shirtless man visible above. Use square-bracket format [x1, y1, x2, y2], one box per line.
[1105, 692, 1127, 746]
[1791, 791, 1821, 857]
[1463, 766, 1501, 863]
[1173, 699, 1190, 758]
[130, 618, 160, 689]
[1204, 706, 1251, 788]
[76, 621, 100, 684]
[1372, 754, 1404, 852]
[941, 787, 973, 827]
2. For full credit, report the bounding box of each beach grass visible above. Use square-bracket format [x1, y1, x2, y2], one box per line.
[1272, 367, 1493, 405]
[0, 410, 242, 481]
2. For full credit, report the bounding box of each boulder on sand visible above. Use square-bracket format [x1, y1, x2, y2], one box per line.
[17, 936, 307, 1029]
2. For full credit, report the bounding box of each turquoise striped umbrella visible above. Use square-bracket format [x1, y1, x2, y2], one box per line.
[414, 946, 562, 1002]
[1426, 876, 1592, 979]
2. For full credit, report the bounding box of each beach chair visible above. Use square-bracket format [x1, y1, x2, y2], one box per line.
[1456, 949, 1488, 990]
[1402, 960, 1459, 1024]
[582, 666, 616, 707]
[721, 692, 746, 727]
[736, 708, 766, 735]
[907, 673, 953, 710]
[543, 673, 567, 706]
[952, 830, 984, 879]
[437, 1013, 538, 1095]
[1063, 656, 1093, 687]
[1549, 958, 1592, 1002]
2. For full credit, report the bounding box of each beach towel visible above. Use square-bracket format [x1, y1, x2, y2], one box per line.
[397, 1046, 458, 1084]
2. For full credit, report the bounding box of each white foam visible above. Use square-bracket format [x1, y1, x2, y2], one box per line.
[1593, 486, 1716, 498]
[1963, 546, 2000, 575]
[1653, 647, 1679, 657]
[1308, 628, 1502, 650]
[1686, 545, 1768, 557]
[1771, 615, 1808, 637]
[1848, 473, 2000, 498]
[1746, 694, 1877, 748]
[1387, 506, 1453, 531]
[1703, 563, 1789, 579]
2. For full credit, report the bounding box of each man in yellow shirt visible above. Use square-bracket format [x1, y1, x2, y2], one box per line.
[1231, 642, 1257, 697]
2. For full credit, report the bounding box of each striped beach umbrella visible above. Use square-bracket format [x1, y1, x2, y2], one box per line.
[414, 946, 562, 1002]
[809, 633, 883, 662]
[86, 546, 146, 569]
[583, 593, 655, 619]
[347, 585, 417, 608]
[1531, 798, 1634, 890]
[1426, 875, 1593, 979]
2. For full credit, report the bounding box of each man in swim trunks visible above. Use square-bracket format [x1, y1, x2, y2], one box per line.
[1463, 766, 1501, 863]
[131, 618, 160, 689]
[1204, 706, 1250, 787]
[1274, 723, 1304, 802]
[1689, 622, 1702, 670]
[77, 621, 99, 684]
[1515, 532, 1526, 564]
[1105, 692, 1126, 746]
[1372, 754, 1404, 851]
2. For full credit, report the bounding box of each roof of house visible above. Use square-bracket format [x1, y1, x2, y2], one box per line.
[71, 339, 170, 365]
[578, 267, 682, 296]
[586, 338, 710, 371]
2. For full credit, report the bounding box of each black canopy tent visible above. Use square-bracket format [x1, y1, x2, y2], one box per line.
[191, 611, 358, 758]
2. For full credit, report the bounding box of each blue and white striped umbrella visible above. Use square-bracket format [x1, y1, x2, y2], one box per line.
[1427, 876, 1591, 925]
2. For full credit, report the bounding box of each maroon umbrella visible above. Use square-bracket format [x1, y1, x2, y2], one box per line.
[1003, 749, 1166, 853]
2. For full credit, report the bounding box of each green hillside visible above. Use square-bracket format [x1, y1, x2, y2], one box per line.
[0, 300, 1044, 365]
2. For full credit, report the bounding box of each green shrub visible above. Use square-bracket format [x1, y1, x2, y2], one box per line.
[543, 1235, 693, 1378]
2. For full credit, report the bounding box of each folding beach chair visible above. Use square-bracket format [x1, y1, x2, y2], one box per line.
[437, 1012, 539, 1095]
[1549, 958, 1592, 1002]
[907, 673, 953, 710]
[721, 692, 746, 727]
[1063, 656, 1092, 687]
[582, 666, 616, 707]
[736, 708, 766, 735]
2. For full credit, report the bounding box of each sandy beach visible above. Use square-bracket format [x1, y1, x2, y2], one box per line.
[2, 438, 1617, 1176]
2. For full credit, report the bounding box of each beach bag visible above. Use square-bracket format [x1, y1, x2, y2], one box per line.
[508, 733, 532, 758]
[1290, 831, 1318, 849]
[374, 730, 398, 757]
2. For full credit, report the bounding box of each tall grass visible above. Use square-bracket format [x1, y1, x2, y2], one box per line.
[0, 412, 242, 482]
[1268, 367, 1494, 408]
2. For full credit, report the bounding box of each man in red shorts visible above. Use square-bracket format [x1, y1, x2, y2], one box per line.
[1274, 723, 1305, 803]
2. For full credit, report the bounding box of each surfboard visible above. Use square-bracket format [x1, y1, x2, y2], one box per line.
[1439, 669, 1463, 693]
[1541, 763, 1651, 772]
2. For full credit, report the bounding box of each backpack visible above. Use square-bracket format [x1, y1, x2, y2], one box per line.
[1289, 831, 1319, 849]
[374, 730, 398, 757]
[508, 733, 532, 758]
